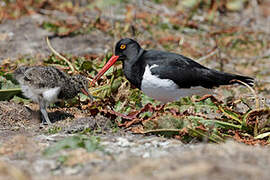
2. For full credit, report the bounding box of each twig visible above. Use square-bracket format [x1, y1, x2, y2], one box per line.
[89, 84, 111, 93]
[187, 128, 220, 143]
[178, 36, 184, 52]
[197, 49, 218, 62]
[231, 79, 259, 136]
[46, 37, 76, 73]
[231, 79, 259, 109]
[142, 129, 181, 134]
[0, 9, 4, 23]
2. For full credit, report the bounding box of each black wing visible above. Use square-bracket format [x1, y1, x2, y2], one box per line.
[143, 50, 254, 88]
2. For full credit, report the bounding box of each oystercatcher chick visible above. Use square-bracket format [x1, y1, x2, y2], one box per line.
[14, 66, 93, 125]
[91, 38, 254, 103]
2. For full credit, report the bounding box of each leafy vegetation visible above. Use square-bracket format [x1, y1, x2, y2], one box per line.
[0, 0, 269, 145]
[1, 52, 269, 145]
[43, 135, 103, 156]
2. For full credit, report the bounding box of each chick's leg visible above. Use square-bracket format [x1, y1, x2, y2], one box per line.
[39, 99, 52, 125]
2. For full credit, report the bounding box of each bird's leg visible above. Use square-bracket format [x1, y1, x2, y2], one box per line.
[39, 99, 52, 125]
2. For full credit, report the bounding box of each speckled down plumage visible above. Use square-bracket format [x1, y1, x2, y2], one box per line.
[14, 66, 91, 124]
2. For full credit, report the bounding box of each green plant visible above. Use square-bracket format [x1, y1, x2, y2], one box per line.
[43, 135, 103, 156]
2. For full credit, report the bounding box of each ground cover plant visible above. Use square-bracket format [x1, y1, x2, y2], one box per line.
[1, 43, 269, 145]
[1, 0, 270, 146]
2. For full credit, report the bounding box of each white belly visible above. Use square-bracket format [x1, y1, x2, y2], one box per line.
[21, 85, 60, 104]
[141, 65, 212, 103]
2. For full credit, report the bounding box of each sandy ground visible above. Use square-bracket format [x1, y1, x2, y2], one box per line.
[0, 13, 111, 61]
[1, 103, 270, 180]
[0, 89, 269, 180]
[1, 1, 270, 179]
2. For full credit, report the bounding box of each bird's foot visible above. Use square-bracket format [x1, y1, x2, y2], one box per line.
[39, 120, 54, 129]
[40, 106, 53, 125]
[39, 123, 47, 129]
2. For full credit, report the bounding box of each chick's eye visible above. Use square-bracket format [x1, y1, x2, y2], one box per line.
[120, 44, 126, 50]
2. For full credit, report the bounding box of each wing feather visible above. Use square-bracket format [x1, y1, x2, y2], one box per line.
[142, 50, 254, 88]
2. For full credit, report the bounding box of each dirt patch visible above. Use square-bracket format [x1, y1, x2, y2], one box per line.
[0, 101, 38, 127]
[64, 115, 111, 133]
[0, 134, 269, 180]
[0, 135, 39, 156]
[0, 161, 31, 180]
[90, 141, 270, 180]
[0, 14, 112, 61]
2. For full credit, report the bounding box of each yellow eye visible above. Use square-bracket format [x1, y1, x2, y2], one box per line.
[120, 44, 126, 50]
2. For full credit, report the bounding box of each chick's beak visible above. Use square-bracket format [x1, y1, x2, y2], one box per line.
[80, 88, 94, 100]
[90, 55, 119, 86]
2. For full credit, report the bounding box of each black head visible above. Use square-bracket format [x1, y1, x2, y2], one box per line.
[90, 38, 142, 86]
[115, 38, 142, 61]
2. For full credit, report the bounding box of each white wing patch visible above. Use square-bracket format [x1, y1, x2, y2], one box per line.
[141, 64, 212, 103]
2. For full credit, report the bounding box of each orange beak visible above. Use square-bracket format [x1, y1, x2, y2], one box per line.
[90, 55, 119, 86]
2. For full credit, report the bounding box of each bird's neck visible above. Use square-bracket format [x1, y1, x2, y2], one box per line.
[122, 49, 146, 89]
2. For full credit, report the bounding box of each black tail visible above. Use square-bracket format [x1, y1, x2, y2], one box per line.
[229, 74, 254, 86]
[213, 70, 254, 87]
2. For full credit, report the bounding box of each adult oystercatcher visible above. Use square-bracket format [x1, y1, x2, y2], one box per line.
[14, 66, 93, 124]
[91, 38, 254, 103]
